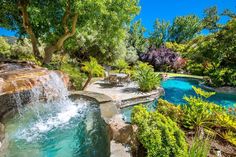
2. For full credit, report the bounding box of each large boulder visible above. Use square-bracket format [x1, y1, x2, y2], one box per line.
[109, 115, 139, 154]
[0, 61, 69, 120]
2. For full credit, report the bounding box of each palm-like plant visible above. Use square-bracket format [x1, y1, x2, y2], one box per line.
[81, 57, 104, 90]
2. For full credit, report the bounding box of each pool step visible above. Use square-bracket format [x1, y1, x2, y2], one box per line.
[120, 93, 158, 108]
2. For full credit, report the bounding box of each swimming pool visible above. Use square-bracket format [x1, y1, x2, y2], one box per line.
[162, 77, 236, 108]
[121, 77, 236, 122]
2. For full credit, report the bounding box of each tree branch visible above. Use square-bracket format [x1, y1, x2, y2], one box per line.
[62, 0, 71, 34]
[43, 13, 78, 64]
[18, 1, 42, 61]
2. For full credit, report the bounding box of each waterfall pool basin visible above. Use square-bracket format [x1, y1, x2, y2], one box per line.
[121, 77, 236, 123]
[2, 98, 110, 157]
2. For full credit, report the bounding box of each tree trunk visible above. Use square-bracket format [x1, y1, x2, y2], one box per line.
[19, 2, 42, 61]
[19, 0, 78, 65]
[82, 75, 92, 90]
[43, 45, 57, 65]
[42, 13, 79, 65]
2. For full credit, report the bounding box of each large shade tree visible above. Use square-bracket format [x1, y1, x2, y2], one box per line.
[149, 19, 170, 48]
[128, 20, 148, 54]
[169, 15, 202, 43]
[202, 6, 220, 33]
[0, 0, 139, 64]
[185, 18, 236, 86]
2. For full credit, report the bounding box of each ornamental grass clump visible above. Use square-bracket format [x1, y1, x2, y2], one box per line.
[188, 136, 211, 157]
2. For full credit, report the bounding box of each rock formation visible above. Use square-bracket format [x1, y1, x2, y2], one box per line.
[0, 61, 69, 149]
[109, 114, 139, 156]
[0, 61, 69, 120]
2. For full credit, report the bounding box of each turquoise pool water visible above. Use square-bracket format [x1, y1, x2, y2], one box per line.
[3, 99, 109, 157]
[121, 77, 236, 122]
[162, 77, 236, 108]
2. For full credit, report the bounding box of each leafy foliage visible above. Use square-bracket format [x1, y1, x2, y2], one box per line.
[188, 136, 211, 157]
[140, 46, 185, 71]
[114, 59, 130, 73]
[134, 62, 161, 92]
[165, 42, 186, 53]
[180, 86, 236, 146]
[185, 18, 236, 87]
[0, 37, 10, 55]
[222, 131, 236, 146]
[131, 105, 188, 157]
[0, 0, 140, 64]
[192, 86, 215, 99]
[169, 15, 202, 43]
[156, 99, 183, 123]
[127, 20, 149, 54]
[149, 19, 170, 48]
[125, 46, 139, 64]
[202, 6, 220, 32]
[60, 63, 86, 90]
[182, 96, 222, 130]
[81, 57, 104, 90]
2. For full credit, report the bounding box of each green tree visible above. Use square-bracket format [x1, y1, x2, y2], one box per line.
[0, 0, 139, 64]
[128, 20, 148, 54]
[81, 57, 104, 90]
[169, 15, 202, 43]
[222, 9, 236, 18]
[202, 6, 220, 32]
[185, 18, 236, 86]
[149, 19, 170, 47]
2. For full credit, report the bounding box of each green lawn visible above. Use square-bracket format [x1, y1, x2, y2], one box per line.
[157, 72, 204, 79]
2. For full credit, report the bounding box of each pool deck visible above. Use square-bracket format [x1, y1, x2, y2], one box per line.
[157, 72, 204, 79]
[84, 80, 164, 108]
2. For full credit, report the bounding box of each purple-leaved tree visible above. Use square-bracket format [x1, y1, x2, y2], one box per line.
[140, 45, 185, 71]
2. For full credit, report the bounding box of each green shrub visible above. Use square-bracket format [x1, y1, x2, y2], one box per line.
[181, 86, 236, 146]
[157, 99, 183, 123]
[182, 96, 223, 131]
[134, 62, 161, 92]
[188, 136, 211, 157]
[60, 63, 86, 90]
[114, 59, 130, 73]
[206, 68, 236, 87]
[0, 37, 11, 58]
[132, 105, 188, 157]
[186, 62, 205, 76]
[222, 131, 236, 146]
[81, 57, 104, 90]
[216, 112, 236, 146]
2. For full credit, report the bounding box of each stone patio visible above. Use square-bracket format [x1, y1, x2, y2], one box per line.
[85, 80, 164, 108]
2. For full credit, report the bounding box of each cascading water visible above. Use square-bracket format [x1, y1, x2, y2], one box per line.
[1, 71, 109, 157]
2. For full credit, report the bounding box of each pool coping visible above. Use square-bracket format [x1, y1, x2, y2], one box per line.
[69, 91, 133, 157]
[69, 91, 119, 123]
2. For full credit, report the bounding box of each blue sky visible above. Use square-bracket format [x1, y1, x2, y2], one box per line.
[0, 0, 235, 36]
[135, 0, 235, 33]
